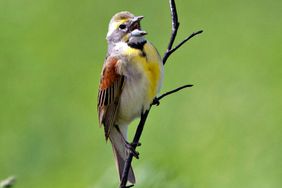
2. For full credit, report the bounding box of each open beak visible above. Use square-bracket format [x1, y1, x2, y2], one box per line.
[131, 29, 147, 36]
[129, 16, 147, 36]
[132, 16, 144, 23]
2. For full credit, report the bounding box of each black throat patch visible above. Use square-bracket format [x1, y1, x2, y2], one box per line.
[128, 40, 146, 50]
[128, 40, 147, 57]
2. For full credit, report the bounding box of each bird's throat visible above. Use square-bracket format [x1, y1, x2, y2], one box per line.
[127, 40, 147, 50]
[127, 35, 147, 51]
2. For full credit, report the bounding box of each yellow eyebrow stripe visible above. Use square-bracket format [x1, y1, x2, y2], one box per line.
[113, 19, 128, 30]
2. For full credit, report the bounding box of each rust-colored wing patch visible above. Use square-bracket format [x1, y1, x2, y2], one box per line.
[99, 57, 120, 90]
[98, 57, 124, 140]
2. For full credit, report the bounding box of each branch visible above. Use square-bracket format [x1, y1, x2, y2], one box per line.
[119, 0, 202, 187]
[119, 110, 150, 188]
[166, 0, 179, 53]
[162, 0, 203, 65]
[152, 84, 193, 106]
[163, 30, 203, 64]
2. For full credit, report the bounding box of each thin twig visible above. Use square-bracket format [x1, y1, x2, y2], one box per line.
[153, 85, 193, 106]
[119, 0, 202, 187]
[163, 30, 203, 64]
[166, 0, 179, 52]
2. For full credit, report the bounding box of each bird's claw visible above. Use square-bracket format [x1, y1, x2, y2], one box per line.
[125, 142, 141, 159]
[153, 97, 160, 106]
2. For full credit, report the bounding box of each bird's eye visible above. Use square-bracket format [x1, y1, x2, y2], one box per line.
[119, 24, 126, 30]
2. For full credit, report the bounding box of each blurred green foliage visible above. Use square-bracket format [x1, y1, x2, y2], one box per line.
[0, 0, 281, 187]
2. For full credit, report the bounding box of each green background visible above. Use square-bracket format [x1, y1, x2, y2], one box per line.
[1, 0, 281, 187]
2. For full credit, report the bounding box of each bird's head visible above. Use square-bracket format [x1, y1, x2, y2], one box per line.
[106, 11, 147, 44]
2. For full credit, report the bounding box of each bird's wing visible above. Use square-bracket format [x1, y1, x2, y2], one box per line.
[98, 56, 124, 140]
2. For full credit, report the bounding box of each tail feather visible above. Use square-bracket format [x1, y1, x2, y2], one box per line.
[112, 144, 136, 184]
[109, 125, 135, 184]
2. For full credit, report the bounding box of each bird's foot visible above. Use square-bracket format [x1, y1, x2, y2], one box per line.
[125, 141, 141, 159]
[152, 97, 160, 106]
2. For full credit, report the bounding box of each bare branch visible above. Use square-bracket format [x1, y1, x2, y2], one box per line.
[153, 84, 193, 106]
[119, 110, 150, 188]
[163, 30, 203, 64]
[119, 0, 202, 187]
[166, 0, 179, 52]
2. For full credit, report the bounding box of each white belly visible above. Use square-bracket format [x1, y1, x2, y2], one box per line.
[116, 73, 150, 126]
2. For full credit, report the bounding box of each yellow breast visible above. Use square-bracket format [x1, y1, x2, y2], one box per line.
[124, 42, 163, 101]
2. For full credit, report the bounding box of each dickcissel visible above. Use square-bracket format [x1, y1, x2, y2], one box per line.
[98, 11, 164, 183]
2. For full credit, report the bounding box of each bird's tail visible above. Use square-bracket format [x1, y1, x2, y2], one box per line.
[109, 125, 135, 184]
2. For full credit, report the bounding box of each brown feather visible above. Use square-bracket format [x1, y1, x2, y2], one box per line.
[98, 57, 124, 140]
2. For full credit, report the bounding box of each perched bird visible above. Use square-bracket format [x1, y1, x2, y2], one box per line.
[97, 11, 164, 184]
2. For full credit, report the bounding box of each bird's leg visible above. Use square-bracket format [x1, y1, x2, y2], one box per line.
[124, 141, 141, 159]
[114, 125, 141, 159]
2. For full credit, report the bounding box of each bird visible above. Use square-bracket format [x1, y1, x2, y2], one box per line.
[97, 11, 164, 184]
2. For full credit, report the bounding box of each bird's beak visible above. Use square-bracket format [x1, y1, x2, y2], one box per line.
[132, 16, 144, 23]
[129, 16, 147, 36]
[131, 29, 147, 36]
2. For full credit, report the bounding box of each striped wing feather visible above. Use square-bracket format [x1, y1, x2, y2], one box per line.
[98, 57, 124, 140]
